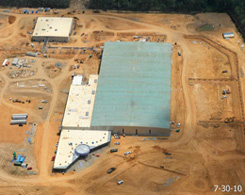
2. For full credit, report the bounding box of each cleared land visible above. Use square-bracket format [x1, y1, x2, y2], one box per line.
[0, 9, 244, 194]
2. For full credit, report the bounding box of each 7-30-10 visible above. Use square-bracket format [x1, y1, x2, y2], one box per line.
[214, 185, 242, 192]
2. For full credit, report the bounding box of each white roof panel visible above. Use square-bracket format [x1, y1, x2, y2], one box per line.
[72, 75, 83, 86]
[62, 75, 98, 128]
[53, 130, 111, 170]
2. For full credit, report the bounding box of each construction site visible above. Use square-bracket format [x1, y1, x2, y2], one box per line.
[0, 7, 245, 194]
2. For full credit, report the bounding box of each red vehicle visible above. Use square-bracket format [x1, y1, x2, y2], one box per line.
[51, 156, 55, 161]
[27, 167, 32, 170]
[96, 154, 100, 157]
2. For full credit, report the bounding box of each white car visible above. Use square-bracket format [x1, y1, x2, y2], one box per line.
[117, 180, 124, 185]
[124, 151, 131, 156]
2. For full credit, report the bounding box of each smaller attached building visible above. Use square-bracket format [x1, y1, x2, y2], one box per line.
[32, 17, 73, 42]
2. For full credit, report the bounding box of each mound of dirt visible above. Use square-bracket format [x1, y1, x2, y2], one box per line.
[8, 16, 16, 24]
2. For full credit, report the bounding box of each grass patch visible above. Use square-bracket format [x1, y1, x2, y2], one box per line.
[197, 24, 214, 32]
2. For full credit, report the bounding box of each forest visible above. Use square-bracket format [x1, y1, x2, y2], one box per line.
[0, 0, 69, 8]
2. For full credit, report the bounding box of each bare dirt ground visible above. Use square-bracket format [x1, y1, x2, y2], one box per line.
[0, 9, 245, 194]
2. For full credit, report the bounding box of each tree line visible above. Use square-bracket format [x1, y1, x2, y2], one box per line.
[88, 0, 226, 12]
[0, 0, 69, 8]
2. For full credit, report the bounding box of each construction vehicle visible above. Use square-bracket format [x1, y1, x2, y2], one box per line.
[15, 99, 22, 103]
[110, 149, 118, 153]
[224, 117, 235, 123]
[107, 167, 116, 174]
[14, 162, 22, 166]
[117, 180, 124, 185]
[124, 151, 131, 156]
[93, 9, 100, 13]
[222, 95, 227, 100]
[177, 123, 181, 128]
[226, 89, 231, 94]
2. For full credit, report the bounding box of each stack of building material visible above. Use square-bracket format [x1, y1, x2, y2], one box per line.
[12, 58, 19, 66]
[11, 113, 28, 125]
[26, 52, 38, 57]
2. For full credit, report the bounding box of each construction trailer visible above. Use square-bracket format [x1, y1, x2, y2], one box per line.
[12, 113, 28, 119]
[26, 52, 37, 57]
[12, 115, 27, 120]
[223, 32, 234, 39]
[10, 119, 27, 125]
[2, 59, 8, 66]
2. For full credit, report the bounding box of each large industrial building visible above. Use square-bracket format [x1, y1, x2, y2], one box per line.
[32, 17, 73, 42]
[54, 41, 172, 172]
[91, 42, 172, 136]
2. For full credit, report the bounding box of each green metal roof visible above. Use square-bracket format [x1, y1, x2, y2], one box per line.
[91, 42, 172, 129]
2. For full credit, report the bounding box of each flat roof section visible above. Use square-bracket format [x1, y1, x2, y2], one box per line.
[32, 17, 73, 38]
[91, 42, 172, 129]
[54, 130, 111, 170]
[72, 75, 83, 86]
[62, 75, 98, 128]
